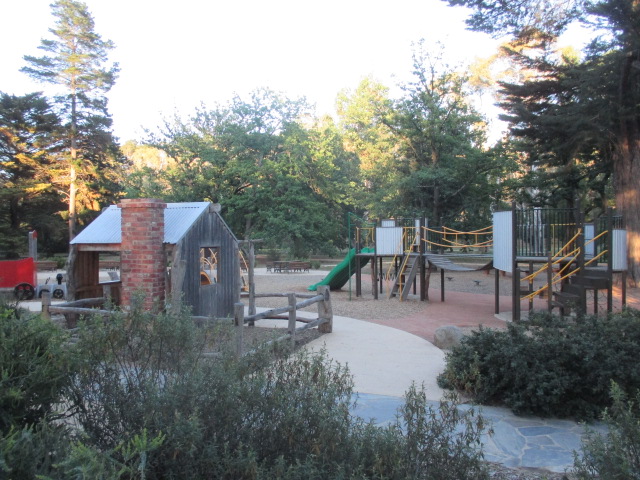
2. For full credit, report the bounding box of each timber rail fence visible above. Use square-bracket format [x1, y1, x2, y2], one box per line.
[40, 285, 332, 357]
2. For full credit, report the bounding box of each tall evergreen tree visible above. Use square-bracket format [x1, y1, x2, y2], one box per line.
[22, 0, 120, 240]
[447, 0, 640, 283]
[497, 46, 613, 213]
[0, 92, 66, 255]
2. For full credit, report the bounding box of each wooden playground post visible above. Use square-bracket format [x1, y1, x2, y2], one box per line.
[576, 209, 587, 313]
[287, 293, 297, 348]
[511, 202, 520, 322]
[494, 267, 500, 314]
[234, 303, 244, 357]
[371, 221, 378, 300]
[547, 251, 553, 313]
[41, 290, 51, 319]
[419, 218, 426, 301]
[248, 241, 256, 318]
[527, 260, 534, 312]
[514, 267, 521, 321]
[317, 285, 333, 333]
[607, 208, 614, 312]
[355, 230, 362, 297]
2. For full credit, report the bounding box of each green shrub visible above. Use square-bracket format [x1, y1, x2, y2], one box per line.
[437, 310, 640, 419]
[0, 301, 75, 479]
[573, 383, 640, 479]
[0, 294, 490, 478]
[0, 423, 70, 479]
[0, 301, 73, 433]
[64, 295, 489, 479]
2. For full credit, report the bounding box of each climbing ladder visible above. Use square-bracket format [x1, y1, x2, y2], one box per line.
[388, 253, 421, 300]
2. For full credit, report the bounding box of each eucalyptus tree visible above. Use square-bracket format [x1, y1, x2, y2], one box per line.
[391, 43, 498, 226]
[447, 0, 640, 282]
[339, 44, 508, 228]
[22, 0, 120, 240]
[143, 89, 357, 257]
[336, 77, 399, 218]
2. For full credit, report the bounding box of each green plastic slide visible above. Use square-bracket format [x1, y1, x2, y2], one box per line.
[308, 247, 374, 291]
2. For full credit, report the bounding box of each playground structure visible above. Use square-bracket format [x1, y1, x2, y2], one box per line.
[318, 205, 627, 320]
[495, 206, 627, 320]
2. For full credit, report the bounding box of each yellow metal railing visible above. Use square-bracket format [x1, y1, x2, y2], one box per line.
[520, 229, 608, 301]
[422, 225, 493, 251]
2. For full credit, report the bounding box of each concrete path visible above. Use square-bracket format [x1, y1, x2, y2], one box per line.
[300, 314, 603, 474]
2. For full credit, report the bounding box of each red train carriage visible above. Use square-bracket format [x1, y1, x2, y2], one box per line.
[0, 258, 37, 300]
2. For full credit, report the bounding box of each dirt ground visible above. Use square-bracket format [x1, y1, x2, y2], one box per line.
[251, 267, 640, 344]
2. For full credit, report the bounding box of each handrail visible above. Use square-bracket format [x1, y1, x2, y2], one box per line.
[519, 229, 610, 301]
[424, 238, 493, 249]
[440, 225, 493, 234]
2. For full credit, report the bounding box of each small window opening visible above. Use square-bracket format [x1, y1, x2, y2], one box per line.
[200, 247, 219, 285]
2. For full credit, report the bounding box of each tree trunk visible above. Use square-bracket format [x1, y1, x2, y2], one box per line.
[69, 87, 78, 241]
[613, 139, 640, 286]
[69, 163, 77, 241]
[613, 53, 640, 286]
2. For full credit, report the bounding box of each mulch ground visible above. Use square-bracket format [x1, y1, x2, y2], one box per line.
[252, 268, 639, 344]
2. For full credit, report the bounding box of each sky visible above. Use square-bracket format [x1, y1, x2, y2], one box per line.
[0, 0, 577, 142]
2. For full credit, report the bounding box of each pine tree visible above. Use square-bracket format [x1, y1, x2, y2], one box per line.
[22, 0, 120, 240]
[0, 92, 65, 255]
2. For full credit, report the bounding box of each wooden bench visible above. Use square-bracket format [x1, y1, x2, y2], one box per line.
[99, 260, 120, 270]
[289, 261, 311, 273]
[37, 260, 58, 271]
[273, 261, 290, 273]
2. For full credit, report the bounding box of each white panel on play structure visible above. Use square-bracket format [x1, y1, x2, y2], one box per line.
[376, 227, 404, 255]
[381, 219, 396, 227]
[493, 210, 512, 273]
[584, 224, 595, 257]
[612, 229, 627, 271]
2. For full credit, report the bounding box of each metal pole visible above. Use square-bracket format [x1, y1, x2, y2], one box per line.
[348, 213, 352, 301]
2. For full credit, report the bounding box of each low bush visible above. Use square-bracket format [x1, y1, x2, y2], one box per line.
[0, 301, 73, 433]
[1, 296, 490, 479]
[573, 383, 640, 479]
[437, 309, 640, 419]
[0, 301, 75, 479]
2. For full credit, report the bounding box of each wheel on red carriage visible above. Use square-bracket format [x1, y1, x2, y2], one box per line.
[14, 283, 35, 300]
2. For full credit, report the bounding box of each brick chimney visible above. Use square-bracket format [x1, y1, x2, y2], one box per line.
[118, 198, 167, 312]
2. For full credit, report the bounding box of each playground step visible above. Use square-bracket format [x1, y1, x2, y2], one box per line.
[388, 253, 420, 300]
[553, 291, 581, 302]
[400, 255, 421, 301]
[570, 276, 610, 289]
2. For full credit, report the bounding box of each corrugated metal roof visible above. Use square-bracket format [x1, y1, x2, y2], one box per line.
[70, 202, 210, 245]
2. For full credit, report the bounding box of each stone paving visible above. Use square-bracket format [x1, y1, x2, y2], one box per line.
[352, 393, 608, 473]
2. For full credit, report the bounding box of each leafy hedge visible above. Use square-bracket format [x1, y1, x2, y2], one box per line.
[0, 298, 489, 479]
[437, 309, 640, 419]
[573, 383, 640, 479]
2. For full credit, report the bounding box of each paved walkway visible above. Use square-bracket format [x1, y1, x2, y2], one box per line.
[351, 393, 605, 473]
[300, 313, 607, 474]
